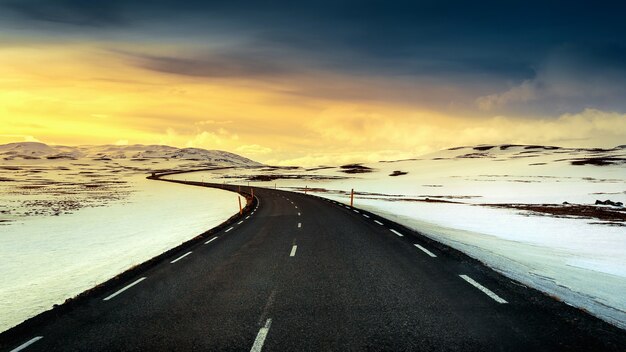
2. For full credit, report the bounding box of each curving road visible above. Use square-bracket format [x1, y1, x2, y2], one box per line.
[1, 181, 625, 351]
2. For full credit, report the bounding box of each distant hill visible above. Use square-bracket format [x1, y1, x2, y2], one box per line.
[0, 142, 262, 167]
[416, 144, 626, 166]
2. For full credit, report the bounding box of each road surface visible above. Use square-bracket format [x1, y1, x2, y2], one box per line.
[2, 181, 625, 351]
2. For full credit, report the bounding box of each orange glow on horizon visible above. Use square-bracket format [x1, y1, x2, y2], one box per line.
[1, 44, 624, 166]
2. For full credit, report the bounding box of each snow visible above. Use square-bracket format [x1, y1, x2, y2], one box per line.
[164, 144, 626, 329]
[0, 175, 239, 332]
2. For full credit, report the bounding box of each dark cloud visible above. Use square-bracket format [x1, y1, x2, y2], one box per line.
[476, 43, 626, 115]
[2, 0, 626, 113]
[121, 49, 293, 79]
[3, 0, 127, 27]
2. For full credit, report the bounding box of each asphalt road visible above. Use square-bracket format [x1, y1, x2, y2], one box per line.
[2, 182, 625, 351]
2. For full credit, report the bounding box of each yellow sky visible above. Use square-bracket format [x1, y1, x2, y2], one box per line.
[1, 45, 624, 166]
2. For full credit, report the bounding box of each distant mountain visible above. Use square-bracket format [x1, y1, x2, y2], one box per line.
[0, 142, 262, 166]
[418, 144, 626, 166]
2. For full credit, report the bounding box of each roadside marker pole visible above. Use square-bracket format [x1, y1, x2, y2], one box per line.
[305, 185, 308, 194]
[238, 196, 243, 215]
[350, 188, 354, 207]
[251, 188, 254, 198]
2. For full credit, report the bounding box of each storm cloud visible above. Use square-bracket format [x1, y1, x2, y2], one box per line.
[2, 0, 626, 115]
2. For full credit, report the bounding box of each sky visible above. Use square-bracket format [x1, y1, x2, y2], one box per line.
[0, 0, 625, 165]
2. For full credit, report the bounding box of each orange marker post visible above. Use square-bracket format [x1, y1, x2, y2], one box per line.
[350, 189, 354, 207]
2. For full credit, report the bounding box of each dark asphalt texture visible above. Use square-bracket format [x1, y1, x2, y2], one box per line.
[1, 182, 625, 351]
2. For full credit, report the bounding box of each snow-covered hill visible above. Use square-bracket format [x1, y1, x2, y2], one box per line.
[0, 142, 261, 166]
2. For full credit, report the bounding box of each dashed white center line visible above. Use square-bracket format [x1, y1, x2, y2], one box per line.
[374, 220, 384, 225]
[238, 221, 244, 225]
[103, 277, 147, 301]
[295, 206, 298, 209]
[246, 216, 250, 219]
[390, 229, 404, 237]
[205, 237, 218, 244]
[171, 251, 192, 264]
[297, 212, 301, 216]
[414, 244, 437, 257]
[298, 222, 301, 228]
[10, 336, 43, 352]
[459, 275, 508, 304]
[353, 209, 359, 213]
[225, 226, 234, 232]
[290, 245, 298, 257]
[363, 214, 370, 218]
[250, 318, 272, 352]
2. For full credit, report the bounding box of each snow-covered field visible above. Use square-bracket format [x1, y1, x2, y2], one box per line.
[165, 144, 626, 329]
[0, 143, 257, 332]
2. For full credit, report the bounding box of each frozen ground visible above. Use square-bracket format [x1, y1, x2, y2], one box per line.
[0, 143, 257, 332]
[165, 144, 626, 329]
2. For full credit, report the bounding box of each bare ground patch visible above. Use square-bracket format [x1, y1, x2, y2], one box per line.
[484, 203, 626, 225]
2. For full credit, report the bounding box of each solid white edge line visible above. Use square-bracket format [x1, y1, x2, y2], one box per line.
[459, 275, 508, 304]
[390, 229, 404, 237]
[363, 214, 370, 218]
[103, 277, 147, 301]
[250, 318, 272, 352]
[290, 245, 298, 257]
[374, 220, 383, 225]
[171, 251, 193, 264]
[10, 336, 43, 352]
[413, 244, 437, 257]
[225, 226, 234, 232]
[205, 237, 218, 244]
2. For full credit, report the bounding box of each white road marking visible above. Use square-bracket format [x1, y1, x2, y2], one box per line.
[295, 206, 298, 209]
[238, 221, 244, 225]
[290, 245, 298, 257]
[374, 220, 384, 225]
[171, 251, 192, 264]
[353, 209, 359, 213]
[250, 318, 272, 352]
[225, 226, 234, 232]
[103, 277, 147, 301]
[297, 212, 301, 216]
[246, 216, 250, 219]
[414, 244, 437, 257]
[205, 237, 218, 245]
[298, 222, 301, 228]
[459, 275, 508, 304]
[363, 214, 370, 218]
[10, 336, 43, 352]
[390, 229, 404, 237]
